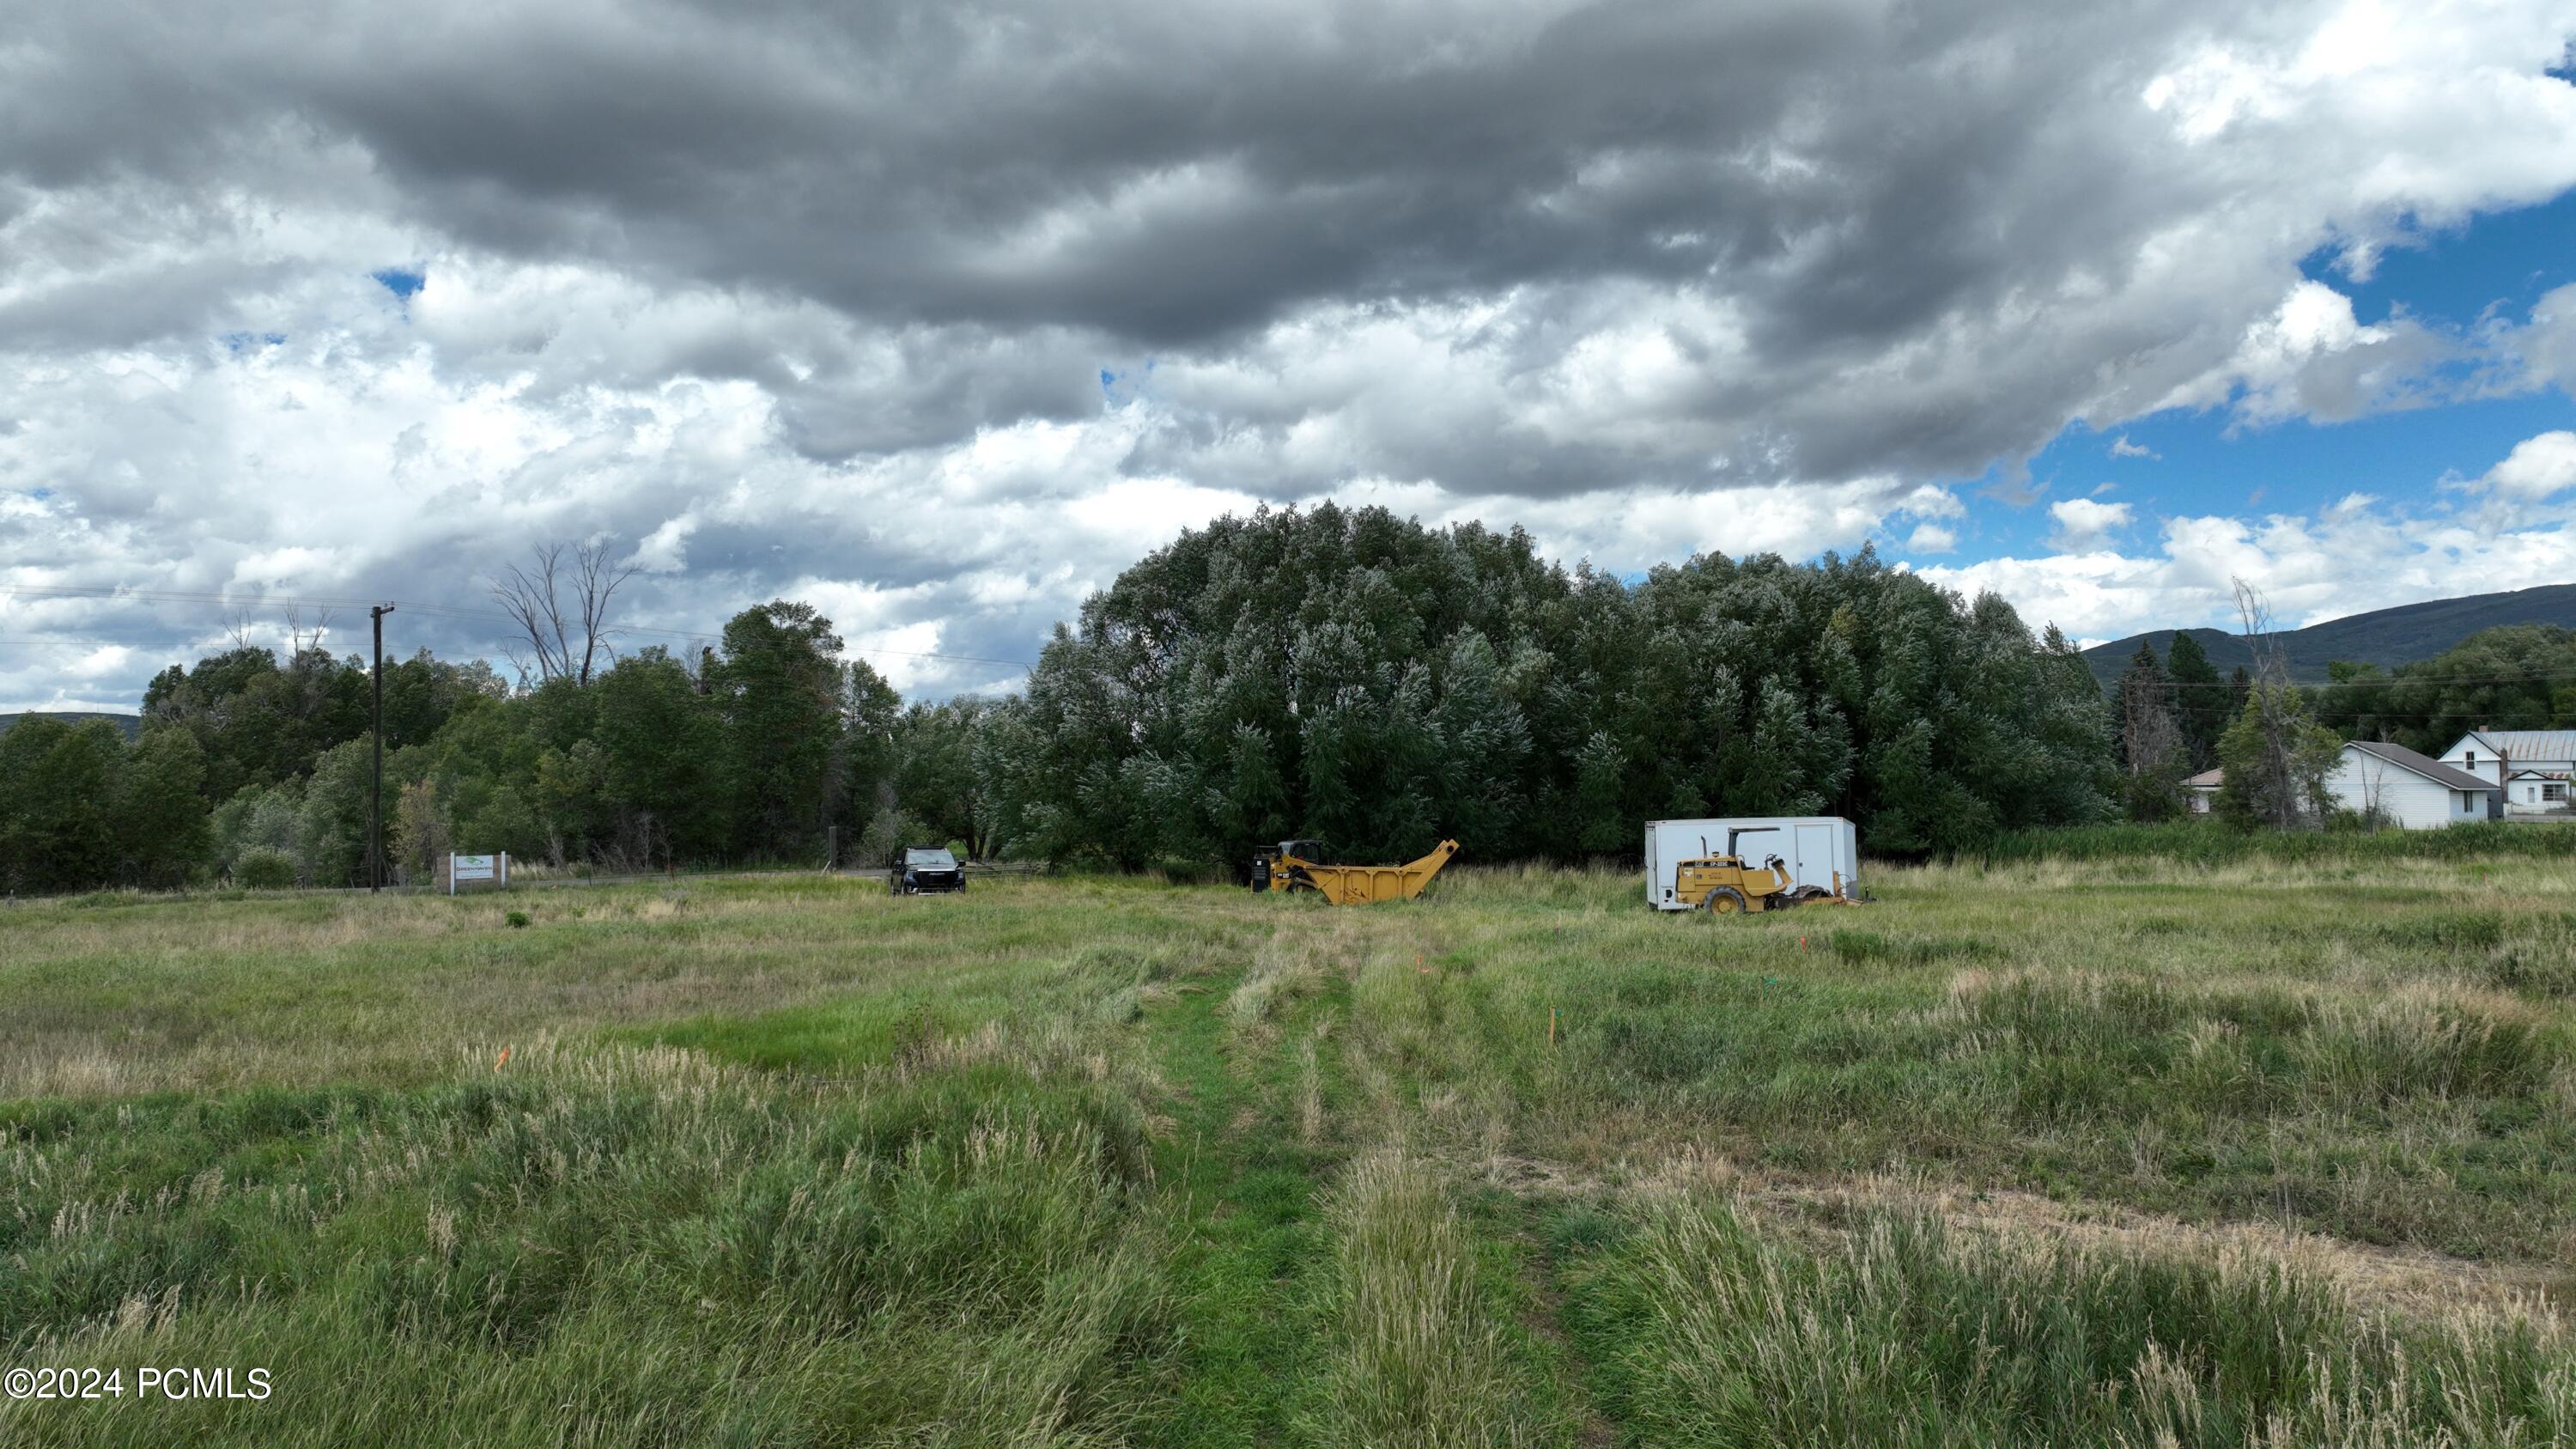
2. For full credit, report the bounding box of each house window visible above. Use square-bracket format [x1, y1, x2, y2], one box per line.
[2549, 783, 2568, 803]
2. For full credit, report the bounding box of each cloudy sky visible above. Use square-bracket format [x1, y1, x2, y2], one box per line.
[4, 0, 2574, 711]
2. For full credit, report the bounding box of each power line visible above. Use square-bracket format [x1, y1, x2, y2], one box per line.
[2135, 673, 2576, 690]
[14, 580, 2574, 689]
[0, 583, 1041, 671]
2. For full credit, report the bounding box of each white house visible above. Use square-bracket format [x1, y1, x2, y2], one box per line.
[2329, 740, 2498, 829]
[2436, 729, 2576, 817]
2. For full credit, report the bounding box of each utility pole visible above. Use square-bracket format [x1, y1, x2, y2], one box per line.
[370, 603, 396, 892]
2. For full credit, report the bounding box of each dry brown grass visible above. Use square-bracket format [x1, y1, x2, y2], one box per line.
[1479, 1145, 2573, 1333]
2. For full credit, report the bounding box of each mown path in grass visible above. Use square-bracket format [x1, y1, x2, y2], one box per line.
[1132, 966, 1344, 1446]
[1127, 939, 1603, 1446]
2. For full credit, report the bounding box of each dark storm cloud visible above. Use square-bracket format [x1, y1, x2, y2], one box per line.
[18, 0, 1832, 335]
[6, 0, 2570, 484]
[0, 3, 2233, 344]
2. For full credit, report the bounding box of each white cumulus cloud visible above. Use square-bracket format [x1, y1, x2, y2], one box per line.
[2481, 429, 2576, 498]
[2047, 498, 2136, 551]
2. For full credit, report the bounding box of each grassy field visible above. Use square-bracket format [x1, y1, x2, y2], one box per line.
[3, 859, 2573, 1446]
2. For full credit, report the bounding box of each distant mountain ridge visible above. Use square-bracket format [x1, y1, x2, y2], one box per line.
[0, 711, 143, 740]
[2079, 584, 2576, 690]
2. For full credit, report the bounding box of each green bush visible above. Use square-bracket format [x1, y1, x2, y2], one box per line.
[232, 846, 298, 889]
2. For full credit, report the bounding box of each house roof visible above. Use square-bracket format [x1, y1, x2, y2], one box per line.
[2451, 729, 2576, 761]
[2346, 740, 2497, 792]
[2506, 768, 2569, 781]
[2183, 767, 2224, 788]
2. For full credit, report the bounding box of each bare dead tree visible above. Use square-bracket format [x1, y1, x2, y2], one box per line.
[283, 605, 334, 658]
[2121, 669, 2182, 788]
[490, 545, 569, 685]
[489, 540, 639, 686]
[2355, 753, 2387, 829]
[223, 608, 258, 651]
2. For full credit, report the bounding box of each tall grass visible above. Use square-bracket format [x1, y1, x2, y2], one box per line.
[1312, 1151, 1546, 1447]
[1562, 1198, 2573, 1447]
[0, 1043, 1172, 1446]
[1965, 819, 2576, 867]
[1535, 906, 2576, 1257]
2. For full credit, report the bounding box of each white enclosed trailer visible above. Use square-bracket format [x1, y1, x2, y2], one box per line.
[1644, 816, 1858, 910]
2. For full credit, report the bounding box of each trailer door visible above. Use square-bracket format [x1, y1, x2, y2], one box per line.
[1792, 821, 1838, 893]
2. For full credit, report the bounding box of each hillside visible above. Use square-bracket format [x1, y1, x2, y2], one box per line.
[2079, 583, 2576, 689]
[0, 710, 143, 740]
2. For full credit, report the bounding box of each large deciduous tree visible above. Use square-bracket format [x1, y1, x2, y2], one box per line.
[710, 600, 854, 860]
[118, 728, 211, 888]
[2216, 684, 2341, 829]
[592, 649, 730, 866]
[0, 717, 124, 892]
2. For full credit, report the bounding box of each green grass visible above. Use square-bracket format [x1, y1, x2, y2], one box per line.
[3, 858, 2572, 1443]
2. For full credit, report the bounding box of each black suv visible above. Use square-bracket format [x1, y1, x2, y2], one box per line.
[890, 845, 966, 895]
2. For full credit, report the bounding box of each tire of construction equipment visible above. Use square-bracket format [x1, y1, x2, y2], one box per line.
[1701, 886, 1747, 916]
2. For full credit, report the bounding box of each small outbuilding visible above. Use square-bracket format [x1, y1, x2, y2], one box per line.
[2182, 767, 2224, 814]
[2326, 740, 2499, 830]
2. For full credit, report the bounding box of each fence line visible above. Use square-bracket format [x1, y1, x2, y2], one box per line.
[1, 859, 1050, 906]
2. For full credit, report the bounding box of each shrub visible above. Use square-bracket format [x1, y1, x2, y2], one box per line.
[233, 846, 298, 889]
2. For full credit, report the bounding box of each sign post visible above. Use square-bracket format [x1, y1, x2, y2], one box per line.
[447, 853, 507, 896]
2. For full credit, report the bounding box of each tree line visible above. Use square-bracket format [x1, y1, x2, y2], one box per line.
[29, 506, 2554, 895]
[2, 600, 921, 892]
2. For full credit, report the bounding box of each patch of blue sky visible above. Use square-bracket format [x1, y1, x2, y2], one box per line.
[2307, 188, 2576, 327]
[219, 332, 288, 354]
[1098, 358, 1157, 405]
[1925, 188, 2576, 564]
[372, 267, 426, 300]
[1972, 394, 2565, 554]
